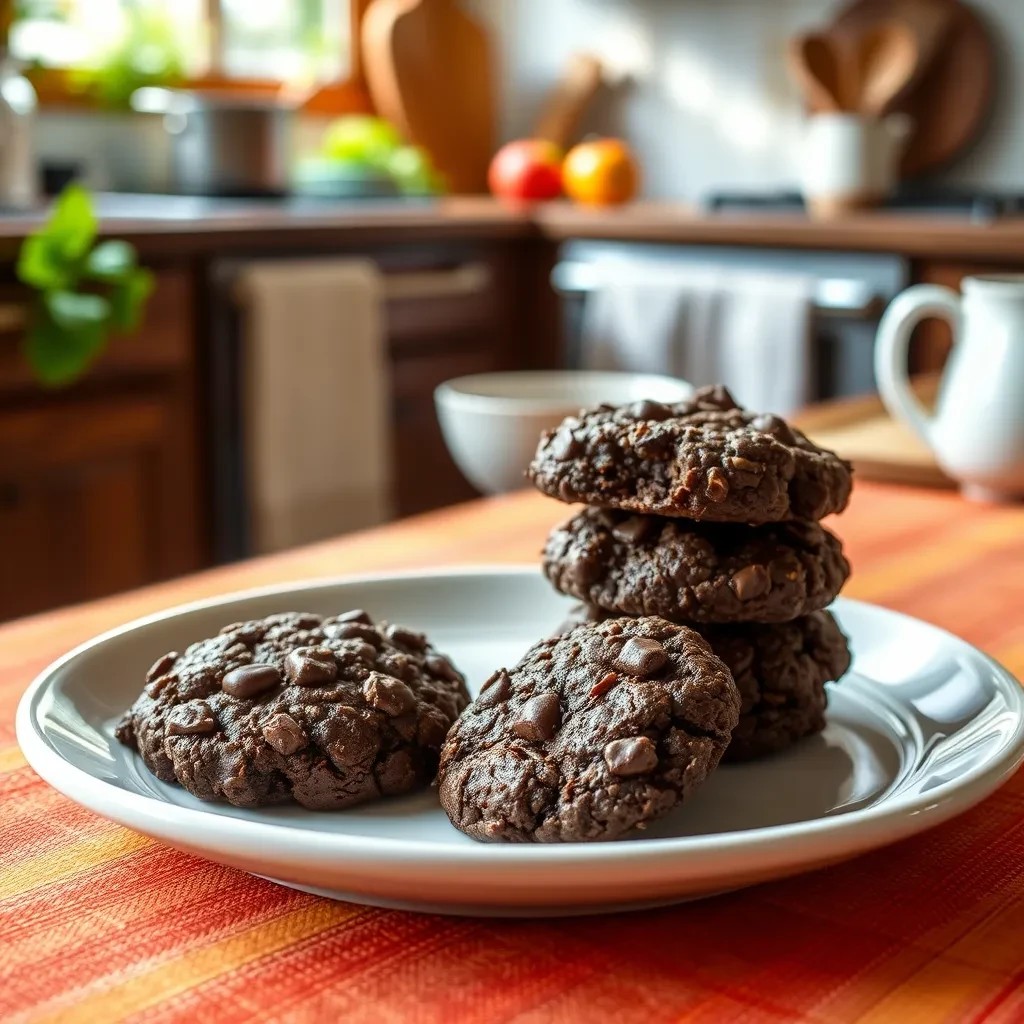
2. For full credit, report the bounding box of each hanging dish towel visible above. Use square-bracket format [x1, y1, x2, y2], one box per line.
[236, 259, 393, 554]
[581, 261, 815, 414]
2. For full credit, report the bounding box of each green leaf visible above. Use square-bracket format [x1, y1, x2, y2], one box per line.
[45, 184, 98, 262]
[16, 184, 98, 290]
[17, 234, 73, 290]
[84, 240, 138, 282]
[15, 184, 156, 388]
[109, 268, 154, 332]
[23, 310, 106, 389]
[44, 290, 111, 331]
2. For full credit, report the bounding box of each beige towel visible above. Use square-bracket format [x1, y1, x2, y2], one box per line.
[237, 259, 393, 554]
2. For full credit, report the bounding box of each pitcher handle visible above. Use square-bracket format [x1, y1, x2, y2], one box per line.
[874, 284, 961, 444]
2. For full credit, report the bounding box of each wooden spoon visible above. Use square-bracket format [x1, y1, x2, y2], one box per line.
[856, 20, 920, 115]
[788, 33, 847, 112]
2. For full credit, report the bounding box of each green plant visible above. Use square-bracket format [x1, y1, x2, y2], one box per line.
[16, 185, 154, 388]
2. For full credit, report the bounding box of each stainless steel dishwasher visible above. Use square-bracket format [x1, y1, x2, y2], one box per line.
[551, 240, 909, 400]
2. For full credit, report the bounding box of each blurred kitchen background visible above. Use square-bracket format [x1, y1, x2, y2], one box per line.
[0, 0, 1017, 620]
[10, 0, 1021, 197]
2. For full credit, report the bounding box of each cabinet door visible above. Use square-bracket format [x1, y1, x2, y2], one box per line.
[0, 394, 200, 619]
[391, 348, 502, 515]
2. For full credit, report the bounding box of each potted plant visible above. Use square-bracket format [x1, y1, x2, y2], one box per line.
[17, 185, 153, 387]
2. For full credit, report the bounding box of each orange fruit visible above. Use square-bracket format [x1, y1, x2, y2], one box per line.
[562, 138, 640, 206]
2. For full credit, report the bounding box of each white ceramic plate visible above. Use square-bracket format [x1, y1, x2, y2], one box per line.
[17, 568, 1024, 917]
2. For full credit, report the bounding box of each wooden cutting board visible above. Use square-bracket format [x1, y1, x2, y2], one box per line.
[361, 0, 496, 194]
[533, 53, 604, 149]
[795, 385, 953, 488]
[819, 0, 995, 177]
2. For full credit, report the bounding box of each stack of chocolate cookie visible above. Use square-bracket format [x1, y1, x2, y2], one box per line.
[530, 384, 854, 760]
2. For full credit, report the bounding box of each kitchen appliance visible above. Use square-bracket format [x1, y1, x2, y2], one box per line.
[131, 88, 296, 197]
[0, 52, 38, 210]
[875, 275, 1024, 501]
[553, 241, 908, 402]
[703, 188, 1024, 221]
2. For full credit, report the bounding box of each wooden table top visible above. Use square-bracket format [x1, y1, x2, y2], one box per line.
[3, 481, 1024, 1022]
[2, 480, 1022, 669]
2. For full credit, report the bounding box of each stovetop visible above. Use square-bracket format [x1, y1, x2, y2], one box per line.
[702, 189, 1024, 222]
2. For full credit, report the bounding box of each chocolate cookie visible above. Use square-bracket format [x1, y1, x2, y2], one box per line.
[528, 385, 852, 523]
[555, 607, 850, 762]
[115, 611, 470, 810]
[437, 616, 740, 842]
[543, 508, 849, 624]
[704, 612, 850, 761]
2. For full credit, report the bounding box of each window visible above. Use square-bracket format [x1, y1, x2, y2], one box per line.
[217, 0, 349, 83]
[10, 0, 363, 105]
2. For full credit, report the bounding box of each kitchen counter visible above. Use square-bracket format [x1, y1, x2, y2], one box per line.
[3, 482, 1024, 1020]
[533, 202, 1024, 260]
[0, 194, 532, 260]
[4, 195, 1024, 261]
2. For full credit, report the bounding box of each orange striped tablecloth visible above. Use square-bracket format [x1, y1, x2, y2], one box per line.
[2, 482, 1024, 1023]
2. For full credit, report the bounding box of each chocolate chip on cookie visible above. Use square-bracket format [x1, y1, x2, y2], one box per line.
[115, 611, 469, 810]
[528, 385, 852, 523]
[437, 616, 740, 842]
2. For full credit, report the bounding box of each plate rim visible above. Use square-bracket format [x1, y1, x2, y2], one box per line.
[16, 565, 1024, 870]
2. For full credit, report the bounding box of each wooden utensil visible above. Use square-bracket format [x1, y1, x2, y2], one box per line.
[787, 32, 848, 112]
[855, 20, 920, 116]
[361, 0, 496, 193]
[825, 0, 993, 176]
[890, 0, 956, 92]
[533, 53, 604, 150]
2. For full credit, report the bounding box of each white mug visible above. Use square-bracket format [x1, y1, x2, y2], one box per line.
[801, 113, 912, 218]
[874, 275, 1024, 502]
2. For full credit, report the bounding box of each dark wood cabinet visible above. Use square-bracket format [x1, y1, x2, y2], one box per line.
[382, 247, 521, 514]
[0, 222, 561, 619]
[391, 346, 501, 514]
[382, 237, 558, 515]
[0, 395, 197, 618]
[0, 268, 206, 620]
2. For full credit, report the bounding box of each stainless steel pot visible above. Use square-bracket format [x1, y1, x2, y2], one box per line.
[132, 88, 296, 196]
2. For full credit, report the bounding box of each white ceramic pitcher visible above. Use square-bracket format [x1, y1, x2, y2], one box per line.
[874, 275, 1024, 502]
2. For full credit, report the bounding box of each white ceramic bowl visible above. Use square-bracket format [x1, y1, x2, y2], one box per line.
[435, 371, 693, 494]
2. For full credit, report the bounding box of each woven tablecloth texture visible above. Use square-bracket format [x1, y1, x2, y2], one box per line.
[2, 483, 1023, 1023]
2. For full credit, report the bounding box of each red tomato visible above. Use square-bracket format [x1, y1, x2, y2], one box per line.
[488, 139, 563, 201]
